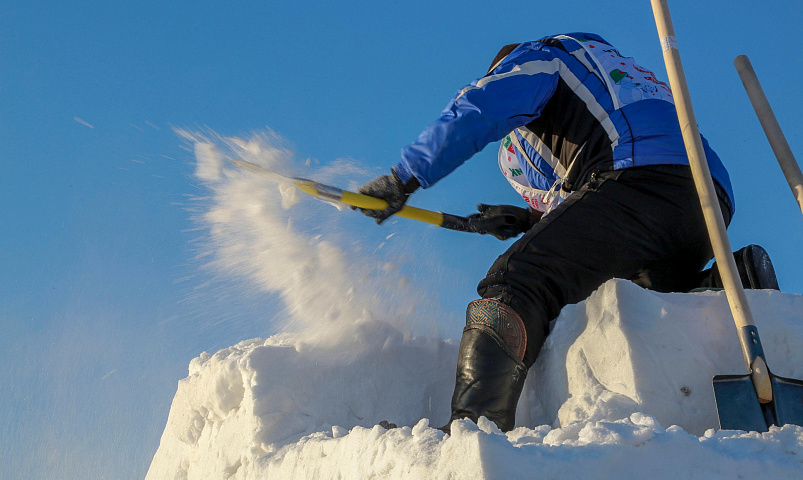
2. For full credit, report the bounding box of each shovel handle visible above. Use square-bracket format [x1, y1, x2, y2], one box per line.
[339, 190, 446, 226]
[734, 55, 803, 216]
[232, 158, 508, 235]
[650, 0, 755, 330]
[296, 183, 490, 232]
[650, 1, 773, 403]
[294, 183, 446, 226]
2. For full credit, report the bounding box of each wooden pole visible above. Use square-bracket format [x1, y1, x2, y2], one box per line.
[735, 55, 803, 216]
[650, 0, 772, 402]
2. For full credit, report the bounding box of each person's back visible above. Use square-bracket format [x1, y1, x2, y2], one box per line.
[393, 32, 733, 216]
[496, 34, 732, 215]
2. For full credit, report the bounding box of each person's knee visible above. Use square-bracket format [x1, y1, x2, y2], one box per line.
[465, 299, 527, 362]
[467, 294, 549, 368]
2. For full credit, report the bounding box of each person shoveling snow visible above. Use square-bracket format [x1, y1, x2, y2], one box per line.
[355, 32, 778, 433]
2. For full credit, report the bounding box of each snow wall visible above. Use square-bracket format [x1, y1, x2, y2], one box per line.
[146, 281, 803, 479]
[147, 131, 803, 479]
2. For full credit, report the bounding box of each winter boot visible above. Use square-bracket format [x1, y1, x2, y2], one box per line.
[442, 299, 528, 433]
[696, 244, 780, 291]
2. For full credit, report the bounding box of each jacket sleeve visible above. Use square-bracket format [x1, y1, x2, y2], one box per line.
[393, 48, 560, 188]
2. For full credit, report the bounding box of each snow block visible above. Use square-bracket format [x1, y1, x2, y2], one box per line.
[147, 280, 803, 479]
[520, 280, 803, 435]
[145, 321, 458, 479]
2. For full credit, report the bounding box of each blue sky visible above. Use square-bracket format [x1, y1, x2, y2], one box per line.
[1, 1, 801, 478]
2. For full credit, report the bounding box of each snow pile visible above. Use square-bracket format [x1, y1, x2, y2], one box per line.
[147, 282, 803, 479]
[147, 132, 803, 479]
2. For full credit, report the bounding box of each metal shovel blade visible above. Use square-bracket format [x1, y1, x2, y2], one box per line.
[714, 371, 803, 431]
[771, 373, 803, 426]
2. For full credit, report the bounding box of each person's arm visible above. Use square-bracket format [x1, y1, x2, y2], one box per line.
[393, 47, 561, 188]
[358, 46, 561, 223]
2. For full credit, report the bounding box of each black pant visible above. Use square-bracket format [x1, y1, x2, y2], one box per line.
[477, 165, 732, 367]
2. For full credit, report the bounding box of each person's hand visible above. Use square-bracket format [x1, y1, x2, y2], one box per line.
[356, 171, 420, 224]
[467, 204, 542, 240]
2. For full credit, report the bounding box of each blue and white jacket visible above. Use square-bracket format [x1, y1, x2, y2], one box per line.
[393, 32, 734, 214]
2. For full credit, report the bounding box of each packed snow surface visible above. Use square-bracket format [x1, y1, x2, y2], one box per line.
[148, 131, 803, 479]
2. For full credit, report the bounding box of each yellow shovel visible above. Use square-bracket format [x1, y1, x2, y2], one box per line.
[231, 158, 489, 234]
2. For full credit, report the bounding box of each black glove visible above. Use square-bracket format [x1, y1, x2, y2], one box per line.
[356, 170, 420, 224]
[466, 203, 541, 240]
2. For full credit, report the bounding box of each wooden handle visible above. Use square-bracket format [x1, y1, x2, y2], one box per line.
[735, 55, 803, 215]
[650, 2, 772, 404]
[650, 0, 755, 330]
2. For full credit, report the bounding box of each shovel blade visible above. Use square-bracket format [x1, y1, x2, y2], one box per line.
[771, 373, 803, 427]
[713, 374, 768, 432]
[714, 372, 803, 432]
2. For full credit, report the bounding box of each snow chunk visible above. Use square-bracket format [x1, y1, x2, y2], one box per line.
[519, 280, 803, 436]
[146, 322, 457, 479]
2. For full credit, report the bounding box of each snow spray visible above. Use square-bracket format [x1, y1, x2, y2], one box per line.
[178, 128, 450, 349]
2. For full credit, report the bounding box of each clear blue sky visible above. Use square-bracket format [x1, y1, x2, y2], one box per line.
[1, 1, 800, 478]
